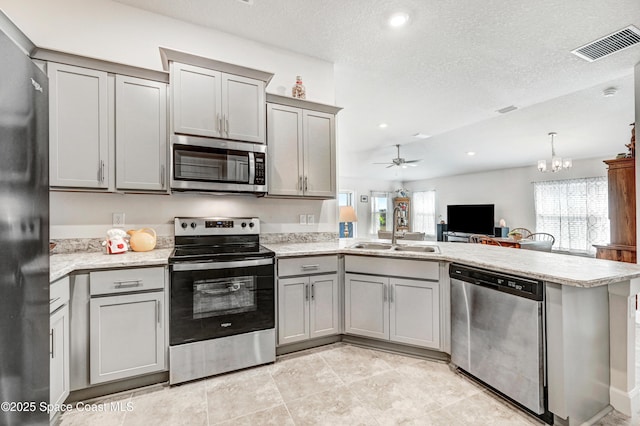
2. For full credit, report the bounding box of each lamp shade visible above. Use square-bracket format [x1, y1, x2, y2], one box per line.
[339, 206, 358, 222]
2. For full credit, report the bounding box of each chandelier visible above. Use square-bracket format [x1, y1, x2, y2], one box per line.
[538, 132, 572, 172]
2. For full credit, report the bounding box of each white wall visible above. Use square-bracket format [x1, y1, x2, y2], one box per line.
[403, 157, 608, 233]
[0, 0, 340, 238]
[50, 191, 335, 238]
[339, 177, 402, 238]
[0, 0, 335, 104]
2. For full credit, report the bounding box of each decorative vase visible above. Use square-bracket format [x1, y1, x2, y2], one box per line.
[292, 75, 306, 99]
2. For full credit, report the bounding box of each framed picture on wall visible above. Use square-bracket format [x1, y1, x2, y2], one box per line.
[360, 195, 369, 203]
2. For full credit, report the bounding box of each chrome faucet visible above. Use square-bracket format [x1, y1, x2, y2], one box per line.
[391, 205, 401, 246]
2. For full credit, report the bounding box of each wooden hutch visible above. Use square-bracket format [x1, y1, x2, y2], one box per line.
[594, 157, 636, 263]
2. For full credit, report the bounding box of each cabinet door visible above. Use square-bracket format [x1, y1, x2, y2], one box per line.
[267, 104, 303, 196]
[309, 274, 339, 339]
[48, 63, 109, 188]
[278, 277, 309, 345]
[302, 110, 335, 198]
[90, 291, 165, 384]
[222, 74, 265, 143]
[344, 273, 389, 340]
[171, 62, 222, 138]
[115, 75, 167, 191]
[389, 278, 440, 349]
[50, 304, 69, 417]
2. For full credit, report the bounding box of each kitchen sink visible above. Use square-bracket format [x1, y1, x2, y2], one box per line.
[349, 243, 440, 253]
[393, 245, 440, 253]
[349, 243, 393, 250]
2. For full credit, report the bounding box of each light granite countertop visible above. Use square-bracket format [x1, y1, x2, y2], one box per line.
[265, 239, 640, 288]
[50, 248, 173, 282]
[49, 241, 640, 288]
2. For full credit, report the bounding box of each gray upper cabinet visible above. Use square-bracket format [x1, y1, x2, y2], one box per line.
[115, 75, 168, 191]
[48, 62, 110, 189]
[266, 94, 340, 199]
[171, 62, 265, 143]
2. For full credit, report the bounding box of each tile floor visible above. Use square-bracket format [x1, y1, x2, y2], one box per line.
[57, 343, 548, 426]
[58, 321, 640, 426]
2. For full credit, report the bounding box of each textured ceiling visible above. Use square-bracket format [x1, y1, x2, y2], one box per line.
[115, 0, 640, 181]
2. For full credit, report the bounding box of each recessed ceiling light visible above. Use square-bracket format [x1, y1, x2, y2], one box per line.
[388, 12, 409, 28]
[412, 133, 431, 139]
[497, 105, 518, 114]
[379, 123, 388, 128]
[466, 151, 476, 156]
[602, 87, 617, 97]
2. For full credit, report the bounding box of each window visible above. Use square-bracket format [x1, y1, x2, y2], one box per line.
[412, 190, 437, 237]
[533, 177, 609, 254]
[370, 191, 390, 235]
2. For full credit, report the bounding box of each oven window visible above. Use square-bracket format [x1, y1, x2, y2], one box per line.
[174, 145, 249, 183]
[193, 276, 256, 319]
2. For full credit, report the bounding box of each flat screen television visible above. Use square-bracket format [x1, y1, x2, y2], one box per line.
[446, 204, 495, 235]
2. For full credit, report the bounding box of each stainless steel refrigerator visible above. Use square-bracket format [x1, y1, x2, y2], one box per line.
[0, 15, 50, 426]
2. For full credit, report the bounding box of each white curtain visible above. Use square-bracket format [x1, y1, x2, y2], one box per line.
[533, 177, 609, 254]
[412, 190, 436, 237]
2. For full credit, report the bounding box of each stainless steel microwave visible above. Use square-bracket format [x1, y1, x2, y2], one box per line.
[170, 135, 267, 194]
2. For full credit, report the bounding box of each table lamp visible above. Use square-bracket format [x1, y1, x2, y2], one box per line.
[339, 206, 358, 238]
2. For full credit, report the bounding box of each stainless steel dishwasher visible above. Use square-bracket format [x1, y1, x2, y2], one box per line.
[450, 264, 551, 423]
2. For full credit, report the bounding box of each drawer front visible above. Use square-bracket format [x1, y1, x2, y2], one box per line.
[278, 255, 338, 277]
[345, 256, 439, 281]
[90, 267, 165, 296]
[50, 276, 70, 313]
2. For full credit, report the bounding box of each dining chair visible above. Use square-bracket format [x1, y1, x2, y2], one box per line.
[510, 227, 533, 238]
[468, 234, 486, 243]
[469, 234, 502, 246]
[520, 232, 555, 251]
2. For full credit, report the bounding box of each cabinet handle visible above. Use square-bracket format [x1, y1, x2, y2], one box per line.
[311, 283, 315, 300]
[50, 329, 54, 359]
[301, 264, 319, 271]
[304, 176, 308, 191]
[390, 285, 394, 303]
[299, 176, 303, 191]
[114, 280, 142, 289]
[157, 300, 161, 324]
[160, 165, 166, 187]
[217, 113, 221, 133]
[225, 115, 229, 135]
[49, 297, 61, 305]
[97, 161, 102, 182]
[101, 161, 105, 183]
[383, 283, 388, 302]
[305, 283, 309, 301]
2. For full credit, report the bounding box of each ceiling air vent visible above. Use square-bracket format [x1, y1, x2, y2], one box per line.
[571, 25, 640, 62]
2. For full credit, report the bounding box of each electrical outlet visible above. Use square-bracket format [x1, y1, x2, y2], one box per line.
[112, 212, 125, 227]
[306, 214, 314, 225]
[299, 214, 307, 225]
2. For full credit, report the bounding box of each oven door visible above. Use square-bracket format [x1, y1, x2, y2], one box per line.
[170, 135, 266, 193]
[169, 257, 274, 345]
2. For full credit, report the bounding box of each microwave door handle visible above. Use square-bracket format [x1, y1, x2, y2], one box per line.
[248, 152, 255, 184]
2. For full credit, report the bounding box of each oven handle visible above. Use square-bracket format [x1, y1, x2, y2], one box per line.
[172, 258, 273, 271]
[248, 152, 255, 185]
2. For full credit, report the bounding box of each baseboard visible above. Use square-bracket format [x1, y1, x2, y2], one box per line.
[610, 385, 640, 417]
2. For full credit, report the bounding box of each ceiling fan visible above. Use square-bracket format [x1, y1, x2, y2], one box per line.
[374, 144, 423, 168]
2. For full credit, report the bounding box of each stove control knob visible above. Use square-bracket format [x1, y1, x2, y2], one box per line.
[249, 222, 255, 228]
[241, 222, 247, 228]
[181, 222, 188, 229]
[190, 222, 197, 229]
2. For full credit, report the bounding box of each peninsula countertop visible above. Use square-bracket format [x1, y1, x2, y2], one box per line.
[49, 240, 640, 288]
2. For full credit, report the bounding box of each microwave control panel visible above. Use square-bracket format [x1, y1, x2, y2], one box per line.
[254, 153, 265, 186]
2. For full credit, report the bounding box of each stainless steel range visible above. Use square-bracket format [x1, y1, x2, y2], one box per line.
[168, 217, 275, 385]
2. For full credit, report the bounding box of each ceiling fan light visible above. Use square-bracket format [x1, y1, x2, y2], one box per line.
[563, 158, 573, 169]
[537, 160, 547, 172]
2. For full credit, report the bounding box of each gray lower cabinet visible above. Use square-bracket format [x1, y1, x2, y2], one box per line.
[345, 274, 440, 349]
[89, 267, 166, 384]
[50, 277, 70, 419]
[277, 256, 339, 345]
[344, 256, 441, 350]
